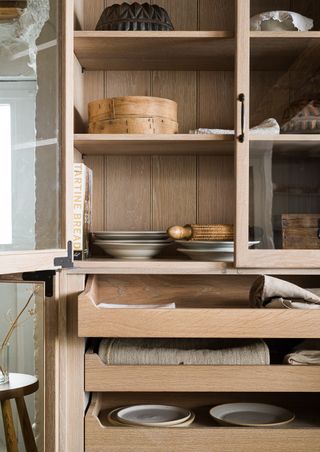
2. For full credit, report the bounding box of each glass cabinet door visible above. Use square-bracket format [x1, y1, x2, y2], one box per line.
[236, 0, 320, 267]
[0, 0, 72, 274]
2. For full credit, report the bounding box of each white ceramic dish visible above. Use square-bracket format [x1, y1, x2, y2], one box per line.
[94, 240, 169, 259]
[94, 231, 168, 241]
[177, 248, 234, 262]
[115, 404, 192, 427]
[209, 403, 295, 427]
[177, 240, 260, 250]
[107, 407, 195, 428]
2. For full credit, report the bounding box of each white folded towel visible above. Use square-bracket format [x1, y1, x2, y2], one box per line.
[190, 118, 280, 135]
[250, 275, 320, 309]
[99, 338, 270, 365]
[284, 340, 320, 365]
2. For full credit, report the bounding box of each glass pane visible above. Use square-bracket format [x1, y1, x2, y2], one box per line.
[0, 282, 44, 451]
[249, 0, 320, 250]
[0, 0, 60, 251]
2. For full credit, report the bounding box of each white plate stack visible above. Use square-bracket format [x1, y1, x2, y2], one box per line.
[177, 241, 260, 262]
[92, 231, 171, 260]
[107, 404, 195, 428]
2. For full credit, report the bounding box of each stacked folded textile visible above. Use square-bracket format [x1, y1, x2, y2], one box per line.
[250, 275, 320, 309]
[98, 338, 270, 365]
[284, 340, 320, 365]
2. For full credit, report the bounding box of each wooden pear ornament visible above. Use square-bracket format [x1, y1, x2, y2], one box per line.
[167, 225, 193, 240]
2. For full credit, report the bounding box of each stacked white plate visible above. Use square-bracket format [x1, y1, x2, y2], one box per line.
[177, 241, 260, 262]
[209, 403, 295, 427]
[93, 231, 171, 260]
[107, 404, 195, 428]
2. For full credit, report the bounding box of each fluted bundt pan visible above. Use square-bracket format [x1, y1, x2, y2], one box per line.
[95, 2, 174, 31]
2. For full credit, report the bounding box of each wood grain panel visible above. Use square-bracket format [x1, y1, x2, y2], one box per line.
[199, 0, 235, 31]
[85, 355, 320, 392]
[83, 156, 106, 230]
[154, 0, 197, 30]
[198, 156, 235, 224]
[152, 71, 197, 133]
[106, 71, 151, 98]
[106, 156, 151, 230]
[152, 156, 197, 229]
[199, 71, 234, 129]
[250, 0, 290, 16]
[84, 0, 105, 30]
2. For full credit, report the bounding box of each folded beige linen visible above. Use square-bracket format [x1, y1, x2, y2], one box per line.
[99, 338, 270, 365]
[284, 340, 320, 365]
[250, 275, 320, 309]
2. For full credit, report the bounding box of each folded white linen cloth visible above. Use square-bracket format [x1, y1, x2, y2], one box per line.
[284, 340, 320, 365]
[250, 275, 320, 309]
[97, 302, 175, 309]
[190, 118, 280, 135]
[99, 338, 270, 365]
[250, 11, 313, 32]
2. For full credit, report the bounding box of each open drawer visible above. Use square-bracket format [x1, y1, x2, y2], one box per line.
[78, 275, 320, 338]
[85, 348, 320, 392]
[86, 392, 320, 452]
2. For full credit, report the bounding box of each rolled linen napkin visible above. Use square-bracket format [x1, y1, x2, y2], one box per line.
[250, 275, 320, 309]
[99, 338, 270, 365]
[284, 340, 320, 365]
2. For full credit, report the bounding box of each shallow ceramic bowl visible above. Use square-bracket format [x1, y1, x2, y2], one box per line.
[94, 240, 169, 259]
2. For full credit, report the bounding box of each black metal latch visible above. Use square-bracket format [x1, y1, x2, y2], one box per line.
[54, 240, 74, 269]
[22, 270, 56, 297]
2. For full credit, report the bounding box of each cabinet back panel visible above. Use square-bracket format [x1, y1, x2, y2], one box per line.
[81, 0, 235, 231]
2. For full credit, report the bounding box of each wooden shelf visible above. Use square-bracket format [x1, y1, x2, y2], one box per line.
[251, 32, 320, 71]
[85, 352, 320, 392]
[70, 259, 320, 275]
[74, 134, 234, 155]
[74, 31, 234, 71]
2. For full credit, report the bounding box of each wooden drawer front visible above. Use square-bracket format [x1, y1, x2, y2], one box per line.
[85, 393, 320, 452]
[78, 275, 320, 338]
[85, 424, 320, 452]
[79, 304, 320, 338]
[85, 352, 320, 392]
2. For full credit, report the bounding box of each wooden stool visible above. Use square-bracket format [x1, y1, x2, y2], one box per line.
[0, 373, 39, 452]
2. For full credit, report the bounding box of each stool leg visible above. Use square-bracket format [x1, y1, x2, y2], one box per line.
[1, 399, 18, 452]
[15, 397, 38, 452]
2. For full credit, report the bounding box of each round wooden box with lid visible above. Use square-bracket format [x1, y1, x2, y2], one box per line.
[88, 96, 178, 134]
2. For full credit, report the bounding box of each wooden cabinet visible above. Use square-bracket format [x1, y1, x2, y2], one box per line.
[65, 1, 320, 451]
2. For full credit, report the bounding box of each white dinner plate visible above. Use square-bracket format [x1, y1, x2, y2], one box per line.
[209, 403, 295, 427]
[94, 231, 168, 241]
[115, 404, 192, 427]
[177, 248, 234, 262]
[177, 240, 260, 250]
[107, 407, 195, 428]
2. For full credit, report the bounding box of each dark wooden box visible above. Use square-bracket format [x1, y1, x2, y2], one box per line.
[282, 214, 320, 249]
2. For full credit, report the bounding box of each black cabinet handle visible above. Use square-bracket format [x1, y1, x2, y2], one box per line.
[238, 93, 245, 143]
[318, 219, 320, 239]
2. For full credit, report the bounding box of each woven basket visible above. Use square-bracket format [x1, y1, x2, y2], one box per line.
[167, 224, 234, 241]
[95, 2, 174, 31]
